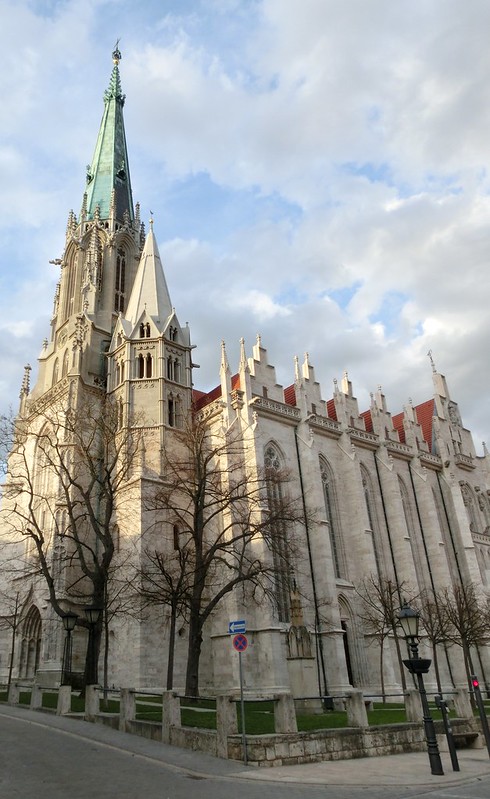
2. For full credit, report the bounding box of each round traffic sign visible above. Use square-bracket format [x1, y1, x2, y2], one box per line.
[232, 633, 248, 652]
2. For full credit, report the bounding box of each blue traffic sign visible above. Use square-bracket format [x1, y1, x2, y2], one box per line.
[228, 619, 246, 634]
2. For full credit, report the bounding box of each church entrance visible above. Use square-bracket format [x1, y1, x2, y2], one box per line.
[19, 606, 42, 679]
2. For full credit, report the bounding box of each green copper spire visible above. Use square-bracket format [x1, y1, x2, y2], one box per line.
[84, 44, 134, 222]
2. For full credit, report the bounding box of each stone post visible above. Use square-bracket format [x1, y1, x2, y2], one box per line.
[161, 691, 181, 745]
[216, 695, 238, 759]
[119, 688, 136, 732]
[274, 693, 298, 733]
[84, 685, 100, 722]
[7, 682, 20, 706]
[452, 687, 473, 720]
[57, 685, 72, 715]
[30, 684, 43, 710]
[405, 688, 423, 722]
[345, 690, 369, 728]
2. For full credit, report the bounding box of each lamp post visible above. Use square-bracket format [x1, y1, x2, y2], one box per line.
[83, 605, 102, 686]
[398, 602, 444, 776]
[61, 612, 78, 685]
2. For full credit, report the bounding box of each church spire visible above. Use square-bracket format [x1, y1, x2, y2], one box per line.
[84, 44, 134, 223]
[124, 221, 173, 330]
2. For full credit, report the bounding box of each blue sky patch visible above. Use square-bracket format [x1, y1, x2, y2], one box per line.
[369, 291, 409, 336]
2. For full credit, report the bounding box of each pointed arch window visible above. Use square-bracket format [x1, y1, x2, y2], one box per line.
[52, 358, 59, 386]
[167, 395, 183, 428]
[320, 456, 345, 579]
[361, 465, 383, 579]
[136, 352, 153, 379]
[173, 524, 180, 550]
[138, 354, 145, 379]
[264, 444, 291, 623]
[168, 398, 175, 427]
[461, 482, 482, 534]
[62, 349, 69, 378]
[399, 475, 423, 586]
[114, 248, 126, 312]
[62, 255, 79, 322]
[477, 491, 490, 533]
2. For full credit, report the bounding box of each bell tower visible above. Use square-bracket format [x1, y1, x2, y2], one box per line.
[107, 218, 194, 473]
[30, 46, 144, 404]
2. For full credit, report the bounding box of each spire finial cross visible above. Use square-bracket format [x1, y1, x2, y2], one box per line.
[112, 39, 122, 65]
[427, 349, 436, 373]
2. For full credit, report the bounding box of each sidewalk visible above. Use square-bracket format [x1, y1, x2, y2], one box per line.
[1, 703, 489, 789]
[234, 747, 490, 786]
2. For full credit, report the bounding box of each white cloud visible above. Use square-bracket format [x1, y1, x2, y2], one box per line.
[0, 0, 489, 448]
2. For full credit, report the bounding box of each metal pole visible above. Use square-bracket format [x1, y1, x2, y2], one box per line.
[435, 694, 459, 772]
[471, 676, 490, 757]
[415, 672, 444, 775]
[238, 651, 247, 766]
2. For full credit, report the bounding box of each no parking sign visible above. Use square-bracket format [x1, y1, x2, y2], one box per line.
[232, 633, 248, 652]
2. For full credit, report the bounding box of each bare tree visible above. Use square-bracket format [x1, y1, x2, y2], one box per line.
[436, 582, 490, 684]
[0, 410, 14, 478]
[0, 588, 23, 687]
[357, 575, 416, 695]
[140, 408, 307, 697]
[1, 392, 142, 685]
[417, 589, 454, 692]
[130, 543, 192, 690]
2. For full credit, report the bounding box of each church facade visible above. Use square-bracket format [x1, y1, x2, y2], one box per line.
[1, 50, 489, 699]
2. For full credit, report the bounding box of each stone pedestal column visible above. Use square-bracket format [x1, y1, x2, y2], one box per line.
[345, 690, 368, 728]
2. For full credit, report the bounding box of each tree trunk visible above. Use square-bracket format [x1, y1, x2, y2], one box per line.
[103, 609, 110, 701]
[393, 631, 407, 691]
[83, 618, 103, 688]
[7, 594, 19, 688]
[185, 609, 203, 698]
[432, 643, 442, 693]
[166, 603, 177, 690]
[379, 638, 386, 702]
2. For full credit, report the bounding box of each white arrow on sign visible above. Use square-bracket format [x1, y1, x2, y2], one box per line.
[228, 619, 246, 634]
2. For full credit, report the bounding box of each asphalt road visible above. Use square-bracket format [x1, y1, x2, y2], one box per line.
[1, 704, 489, 799]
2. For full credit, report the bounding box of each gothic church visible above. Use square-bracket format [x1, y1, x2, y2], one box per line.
[1, 48, 489, 699]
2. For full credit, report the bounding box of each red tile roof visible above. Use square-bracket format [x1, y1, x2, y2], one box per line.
[193, 374, 241, 411]
[284, 384, 296, 406]
[392, 411, 406, 443]
[360, 409, 373, 432]
[415, 399, 435, 451]
[326, 398, 338, 421]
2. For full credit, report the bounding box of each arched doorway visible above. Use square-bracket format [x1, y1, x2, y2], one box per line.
[20, 606, 42, 679]
[338, 595, 361, 688]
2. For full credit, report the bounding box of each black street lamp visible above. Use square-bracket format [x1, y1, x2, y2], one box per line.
[398, 602, 444, 776]
[83, 605, 102, 686]
[61, 612, 78, 686]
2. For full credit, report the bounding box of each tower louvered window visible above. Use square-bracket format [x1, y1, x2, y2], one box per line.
[114, 249, 126, 312]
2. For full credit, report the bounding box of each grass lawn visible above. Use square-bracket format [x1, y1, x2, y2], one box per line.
[4, 688, 474, 735]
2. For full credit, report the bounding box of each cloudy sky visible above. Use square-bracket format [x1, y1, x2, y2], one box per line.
[1, 0, 489, 448]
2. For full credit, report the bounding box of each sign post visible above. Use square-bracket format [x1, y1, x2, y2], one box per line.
[231, 627, 248, 765]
